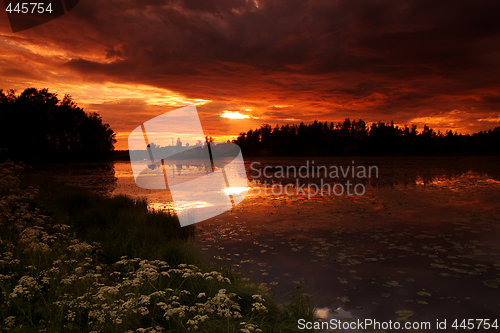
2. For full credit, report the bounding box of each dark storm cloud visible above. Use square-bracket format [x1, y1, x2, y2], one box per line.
[12, 1, 500, 94]
[2, 0, 500, 144]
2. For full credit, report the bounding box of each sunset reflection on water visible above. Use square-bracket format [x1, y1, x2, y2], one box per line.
[42, 156, 500, 330]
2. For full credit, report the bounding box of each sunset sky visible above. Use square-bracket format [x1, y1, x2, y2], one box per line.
[1, 0, 500, 150]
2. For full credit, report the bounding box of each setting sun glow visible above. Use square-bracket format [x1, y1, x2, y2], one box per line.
[221, 111, 250, 119]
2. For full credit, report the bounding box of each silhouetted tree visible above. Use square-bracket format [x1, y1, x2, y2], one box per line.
[0, 88, 116, 158]
[234, 119, 500, 156]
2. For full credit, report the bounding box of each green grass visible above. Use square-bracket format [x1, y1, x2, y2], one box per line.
[29, 177, 196, 264]
[0, 161, 314, 332]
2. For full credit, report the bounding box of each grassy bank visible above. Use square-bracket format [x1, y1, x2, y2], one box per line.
[0, 161, 314, 332]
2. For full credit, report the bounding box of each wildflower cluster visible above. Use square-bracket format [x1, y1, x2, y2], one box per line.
[0, 161, 275, 332]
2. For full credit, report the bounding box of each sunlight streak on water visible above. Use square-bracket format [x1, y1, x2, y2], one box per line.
[222, 186, 251, 195]
[35, 157, 500, 328]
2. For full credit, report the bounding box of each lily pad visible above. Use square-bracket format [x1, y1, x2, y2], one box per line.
[417, 291, 431, 297]
[395, 309, 414, 322]
[482, 280, 499, 288]
[384, 280, 402, 287]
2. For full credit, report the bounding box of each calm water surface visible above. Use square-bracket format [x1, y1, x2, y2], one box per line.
[37, 156, 500, 331]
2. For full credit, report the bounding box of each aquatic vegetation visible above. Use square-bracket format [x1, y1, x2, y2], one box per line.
[0, 161, 313, 332]
[395, 309, 414, 322]
[190, 157, 500, 327]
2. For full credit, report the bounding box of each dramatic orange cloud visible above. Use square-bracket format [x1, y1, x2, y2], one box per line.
[1, 0, 500, 149]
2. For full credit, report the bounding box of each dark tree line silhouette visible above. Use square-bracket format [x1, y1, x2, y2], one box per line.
[0, 88, 116, 159]
[234, 119, 500, 155]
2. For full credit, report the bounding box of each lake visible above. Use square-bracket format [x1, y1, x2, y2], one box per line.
[34, 156, 500, 331]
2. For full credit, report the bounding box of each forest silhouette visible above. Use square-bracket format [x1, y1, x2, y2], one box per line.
[0, 88, 116, 160]
[1, 88, 499, 160]
[235, 119, 500, 156]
